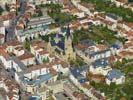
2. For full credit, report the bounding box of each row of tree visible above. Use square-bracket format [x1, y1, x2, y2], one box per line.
[81, 0, 133, 22]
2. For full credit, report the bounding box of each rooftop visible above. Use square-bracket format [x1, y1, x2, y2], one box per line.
[70, 67, 87, 83]
[28, 96, 41, 100]
[92, 58, 110, 68]
[18, 51, 34, 61]
[54, 92, 71, 100]
[106, 13, 118, 20]
[107, 69, 124, 81]
[21, 73, 52, 86]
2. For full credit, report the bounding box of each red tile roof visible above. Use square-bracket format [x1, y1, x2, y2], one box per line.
[18, 51, 34, 60]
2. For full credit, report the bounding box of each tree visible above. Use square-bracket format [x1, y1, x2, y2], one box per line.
[43, 57, 49, 63]
[24, 39, 31, 51]
[81, 0, 133, 22]
[38, 9, 43, 17]
[5, 3, 10, 12]
[0, 6, 4, 15]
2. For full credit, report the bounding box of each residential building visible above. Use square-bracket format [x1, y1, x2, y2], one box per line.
[90, 59, 112, 76]
[106, 69, 125, 85]
[18, 51, 35, 66]
[0, 34, 5, 44]
[106, 13, 120, 23]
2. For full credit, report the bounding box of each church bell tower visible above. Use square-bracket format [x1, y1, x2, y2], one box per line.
[65, 25, 76, 61]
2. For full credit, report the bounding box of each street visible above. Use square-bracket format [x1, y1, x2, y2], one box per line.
[5, 0, 27, 42]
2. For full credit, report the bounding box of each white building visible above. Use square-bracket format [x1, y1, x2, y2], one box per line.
[0, 23, 5, 35]
[0, 34, 5, 44]
[90, 59, 112, 76]
[18, 51, 35, 66]
[0, 47, 12, 69]
[106, 69, 125, 85]
[0, 0, 15, 6]
[122, 22, 133, 31]
[106, 13, 119, 23]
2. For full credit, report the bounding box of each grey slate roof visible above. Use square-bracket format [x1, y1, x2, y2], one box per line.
[107, 69, 124, 81]
[106, 13, 118, 20]
[92, 58, 110, 68]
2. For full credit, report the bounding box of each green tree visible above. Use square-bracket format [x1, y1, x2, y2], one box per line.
[81, 0, 133, 22]
[0, 6, 4, 15]
[43, 57, 49, 63]
[24, 39, 31, 51]
[5, 3, 10, 12]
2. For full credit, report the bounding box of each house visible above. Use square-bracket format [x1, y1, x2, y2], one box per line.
[122, 22, 133, 31]
[105, 20, 117, 31]
[71, 0, 92, 15]
[111, 0, 131, 7]
[119, 51, 133, 59]
[0, 34, 5, 44]
[111, 0, 125, 7]
[28, 0, 58, 5]
[37, 50, 49, 64]
[75, 40, 95, 64]
[110, 43, 121, 55]
[0, 12, 16, 27]
[69, 67, 106, 100]
[63, 81, 88, 100]
[18, 51, 35, 66]
[16, 27, 44, 42]
[76, 40, 111, 63]
[5, 40, 22, 53]
[28, 96, 41, 100]
[79, 18, 92, 30]
[0, 47, 12, 69]
[19, 64, 58, 94]
[25, 3, 35, 16]
[0, 22, 5, 35]
[0, 71, 20, 100]
[50, 57, 69, 75]
[27, 16, 54, 29]
[69, 67, 88, 86]
[16, 11, 54, 42]
[106, 13, 120, 23]
[69, 21, 81, 31]
[0, 0, 15, 6]
[30, 40, 47, 55]
[106, 69, 125, 85]
[30, 40, 49, 64]
[89, 49, 112, 61]
[90, 59, 112, 76]
[70, 8, 85, 19]
[90, 88, 106, 100]
[87, 72, 105, 83]
[13, 46, 25, 56]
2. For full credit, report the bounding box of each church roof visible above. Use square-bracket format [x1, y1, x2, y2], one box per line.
[50, 25, 72, 52]
[50, 34, 65, 51]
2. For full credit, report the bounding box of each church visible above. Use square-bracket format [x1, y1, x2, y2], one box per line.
[47, 25, 76, 61]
